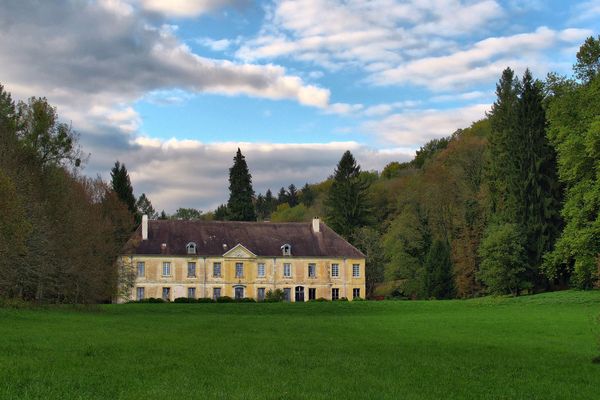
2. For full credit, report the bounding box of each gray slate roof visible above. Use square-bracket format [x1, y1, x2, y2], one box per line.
[127, 220, 365, 258]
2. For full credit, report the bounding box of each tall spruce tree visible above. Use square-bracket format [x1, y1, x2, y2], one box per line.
[300, 183, 315, 207]
[265, 189, 276, 214]
[325, 151, 371, 239]
[227, 148, 256, 221]
[422, 240, 455, 299]
[287, 184, 299, 207]
[110, 161, 137, 219]
[277, 187, 287, 205]
[135, 193, 157, 219]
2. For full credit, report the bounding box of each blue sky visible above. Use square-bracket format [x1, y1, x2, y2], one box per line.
[0, 0, 598, 211]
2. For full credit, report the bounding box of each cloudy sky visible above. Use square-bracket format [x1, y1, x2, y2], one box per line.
[1, 0, 598, 212]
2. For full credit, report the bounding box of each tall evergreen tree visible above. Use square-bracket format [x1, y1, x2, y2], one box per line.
[265, 189, 276, 214]
[226, 149, 255, 221]
[135, 193, 157, 219]
[287, 184, 299, 207]
[255, 194, 267, 220]
[214, 204, 229, 221]
[277, 187, 287, 205]
[325, 151, 371, 239]
[422, 240, 455, 299]
[300, 183, 315, 207]
[110, 161, 137, 219]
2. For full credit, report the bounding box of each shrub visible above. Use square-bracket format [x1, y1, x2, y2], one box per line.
[139, 297, 165, 303]
[338, 297, 349, 302]
[265, 289, 286, 302]
[196, 298, 214, 303]
[174, 297, 195, 303]
[238, 297, 256, 303]
[315, 297, 328, 302]
[216, 296, 234, 303]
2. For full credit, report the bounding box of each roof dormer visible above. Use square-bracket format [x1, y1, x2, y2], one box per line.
[281, 243, 291, 256]
[186, 242, 197, 255]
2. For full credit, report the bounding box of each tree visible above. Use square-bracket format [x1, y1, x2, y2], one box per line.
[574, 35, 600, 83]
[412, 137, 450, 169]
[226, 148, 256, 221]
[325, 151, 372, 239]
[110, 161, 137, 219]
[277, 187, 288, 205]
[352, 227, 385, 298]
[158, 210, 168, 220]
[135, 193, 158, 219]
[270, 203, 308, 222]
[478, 223, 528, 295]
[255, 194, 267, 220]
[300, 183, 315, 207]
[172, 208, 202, 220]
[423, 240, 454, 299]
[264, 189, 276, 214]
[287, 184, 299, 207]
[214, 204, 229, 221]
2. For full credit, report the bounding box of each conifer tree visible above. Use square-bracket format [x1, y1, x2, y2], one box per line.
[110, 161, 137, 219]
[226, 148, 255, 221]
[287, 184, 299, 207]
[214, 204, 228, 221]
[300, 183, 315, 207]
[277, 187, 287, 205]
[422, 240, 454, 299]
[265, 189, 276, 214]
[325, 151, 371, 239]
[135, 193, 157, 219]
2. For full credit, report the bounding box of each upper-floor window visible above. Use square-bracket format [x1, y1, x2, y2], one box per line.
[187, 262, 196, 278]
[162, 262, 171, 277]
[257, 263, 265, 278]
[136, 262, 145, 278]
[352, 264, 360, 278]
[308, 263, 316, 278]
[331, 263, 339, 278]
[283, 263, 292, 278]
[213, 262, 222, 277]
[235, 262, 244, 278]
[186, 242, 197, 255]
[281, 244, 291, 256]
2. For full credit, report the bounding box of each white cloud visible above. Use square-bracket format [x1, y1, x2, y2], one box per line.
[196, 37, 233, 51]
[363, 104, 490, 146]
[138, 0, 249, 17]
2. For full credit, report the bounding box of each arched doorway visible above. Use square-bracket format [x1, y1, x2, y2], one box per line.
[295, 286, 305, 302]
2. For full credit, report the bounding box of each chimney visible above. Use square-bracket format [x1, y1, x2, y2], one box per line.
[142, 214, 148, 240]
[312, 217, 320, 233]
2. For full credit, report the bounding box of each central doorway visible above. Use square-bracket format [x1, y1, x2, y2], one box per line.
[295, 286, 305, 302]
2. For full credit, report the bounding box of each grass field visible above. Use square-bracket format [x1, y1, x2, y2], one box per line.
[1, 291, 599, 399]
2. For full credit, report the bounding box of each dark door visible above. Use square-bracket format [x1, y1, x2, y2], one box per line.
[308, 288, 316, 300]
[234, 286, 244, 299]
[295, 286, 304, 302]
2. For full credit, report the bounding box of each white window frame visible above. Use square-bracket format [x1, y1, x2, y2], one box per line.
[281, 244, 291, 256]
[283, 263, 292, 278]
[162, 262, 171, 277]
[186, 242, 197, 255]
[188, 287, 196, 299]
[257, 263, 265, 278]
[308, 263, 316, 278]
[331, 263, 339, 278]
[187, 262, 196, 278]
[352, 264, 360, 278]
[213, 262, 222, 278]
[136, 287, 144, 300]
[235, 262, 244, 278]
[136, 262, 145, 278]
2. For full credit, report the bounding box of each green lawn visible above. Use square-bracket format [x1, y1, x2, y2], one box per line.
[1, 291, 599, 400]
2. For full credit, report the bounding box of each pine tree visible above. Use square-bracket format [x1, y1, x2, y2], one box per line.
[277, 187, 287, 205]
[110, 161, 137, 220]
[300, 183, 315, 207]
[214, 204, 229, 221]
[158, 210, 168, 220]
[325, 151, 371, 239]
[226, 148, 255, 221]
[423, 240, 454, 299]
[287, 184, 299, 207]
[265, 189, 276, 214]
[135, 193, 157, 219]
[255, 194, 267, 220]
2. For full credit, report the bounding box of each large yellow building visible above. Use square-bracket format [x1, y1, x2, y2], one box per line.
[121, 216, 365, 302]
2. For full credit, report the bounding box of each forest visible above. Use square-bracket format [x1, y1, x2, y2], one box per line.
[0, 36, 599, 303]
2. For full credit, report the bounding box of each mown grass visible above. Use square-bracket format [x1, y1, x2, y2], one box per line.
[1, 290, 599, 399]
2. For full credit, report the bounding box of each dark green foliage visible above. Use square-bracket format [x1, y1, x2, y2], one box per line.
[216, 296, 234, 303]
[135, 193, 157, 219]
[423, 240, 455, 299]
[352, 227, 385, 298]
[255, 194, 268, 220]
[226, 148, 256, 221]
[265, 288, 285, 302]
[171, 208, 202, 220]
[478, 223, 528, 295]
[277, 186, 287, 205]
[325, 151, 372, 239]
[381, 161, 411, 178]
[264, 189, 276, 213]
[412, 137, 450, 169]
[287, 184, 299, 207]
[574, 35, 600, 83]
[158, 210, 168, 220]
[213, 204, 228, 221]
[111, 161, 137, 218]
[300, 183, 315, 207]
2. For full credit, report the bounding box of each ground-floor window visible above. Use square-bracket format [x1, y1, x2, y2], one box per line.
[353, 288, 360, 299]
[295, 286, 305, 302]
[283, 288, 291, 302]
[235, 286, 244, 300]
[213, 287, 221, 300]
[136, 287, 144, 300]
[188, 287, 196, 299]
[308, 288, 316, 300]
[162, 287, 170, 301]
[332, 288, 339, 300]
[257, 288, 265, 301]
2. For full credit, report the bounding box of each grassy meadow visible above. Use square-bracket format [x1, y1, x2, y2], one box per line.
[1, 290, 599, 399]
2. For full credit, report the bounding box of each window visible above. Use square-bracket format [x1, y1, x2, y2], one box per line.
[332, 288, 339, 300]
[162, 287, 171, 301]
[187, 262, 196, 278]
[213, 287, 221, 300]
[188, 287, 196, 299]
[308, 288, 316, 301]
[235, 262, 244, 278]
[136, 262, 145, 278]
[353, 264, 360, 277]
[281, 244, 291, 256]
[257, 263, 265, 278]
[213, 262, 221, 278]
[162, 262, 171, 276]
[283, 288, 291, 302]
[308, 263, 316, 278]
[136, 287, 145, 300]
[283, 263, 292, 278]
[257, 288, 265, 301]
[186, 242, 197, 255]
[331, 263, 339, 278]
[353, 288, 361, 299]
[234, 287, 244, 300]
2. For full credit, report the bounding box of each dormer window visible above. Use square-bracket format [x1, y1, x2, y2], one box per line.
[186, 242, 197, 255]
[281, 244, 291, 256]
